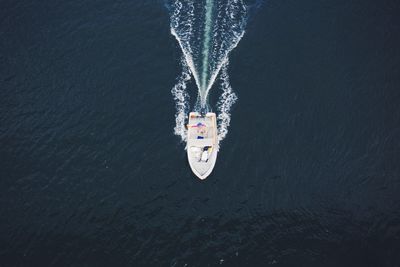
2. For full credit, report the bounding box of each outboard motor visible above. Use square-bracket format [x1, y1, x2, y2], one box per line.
[199, 104, 210, 116]
[200, 107, 207, 116]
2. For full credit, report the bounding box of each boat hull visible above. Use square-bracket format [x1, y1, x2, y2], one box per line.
[186, 112, 218, 179]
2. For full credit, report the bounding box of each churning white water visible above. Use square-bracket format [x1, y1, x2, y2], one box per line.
[169, 0, 247, 144]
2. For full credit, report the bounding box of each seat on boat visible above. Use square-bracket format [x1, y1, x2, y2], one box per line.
[201, 150, 208, 161]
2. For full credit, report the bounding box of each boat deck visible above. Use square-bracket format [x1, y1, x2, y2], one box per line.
[187, 112, 218, 179]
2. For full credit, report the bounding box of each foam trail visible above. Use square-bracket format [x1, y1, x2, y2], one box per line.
[168, 0, 248, 145]
[199, 0, 214, 107]
[171, 58, 191, 142]
[202, 0, 246, 108]
[217, 61, 238, 142]
[170, 0, 201, 93]
[169, 0, 247, 109]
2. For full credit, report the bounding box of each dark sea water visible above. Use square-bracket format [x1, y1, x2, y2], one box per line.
[1, 0, 400, 266]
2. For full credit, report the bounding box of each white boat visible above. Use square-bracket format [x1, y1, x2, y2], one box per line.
[187, 112, 218, 180]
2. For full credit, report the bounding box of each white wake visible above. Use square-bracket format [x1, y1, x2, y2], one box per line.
[217, 61, 238, 142]
[171, 58, 191, 142]
[169, 0, 247, 145]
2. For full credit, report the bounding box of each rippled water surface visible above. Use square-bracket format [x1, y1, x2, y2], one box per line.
[1, 0, 400, 266]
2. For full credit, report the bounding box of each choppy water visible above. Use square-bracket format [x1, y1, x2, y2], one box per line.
[1, 0, 400, 266]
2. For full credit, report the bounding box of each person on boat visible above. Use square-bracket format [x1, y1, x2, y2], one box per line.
[197, 124, 207, 136]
